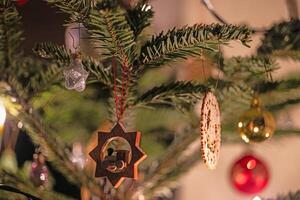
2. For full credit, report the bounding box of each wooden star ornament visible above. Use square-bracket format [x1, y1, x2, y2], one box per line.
[89, 122, 147, 188]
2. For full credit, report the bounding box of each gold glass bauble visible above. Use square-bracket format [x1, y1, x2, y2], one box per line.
[238, 97, 276, 143]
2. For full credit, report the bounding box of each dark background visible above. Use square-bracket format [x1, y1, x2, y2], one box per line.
[16, 1, 80, 199]
[17, 0, 66, 54]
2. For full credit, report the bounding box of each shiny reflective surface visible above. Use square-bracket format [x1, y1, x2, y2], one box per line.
[230, 154, 269, 194]
[63, 58, 89, 92]
[238, 98, 276, 143]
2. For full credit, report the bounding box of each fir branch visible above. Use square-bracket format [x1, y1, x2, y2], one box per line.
[33, 42, 71, 63]
[272, 50, 300, 61]
[258, 19, 300, 54]
[262, 87, 300, 111]
[145, 151, 199, 198]
[134, 81, 208, 107]
[0, 171, 73, 200]
[95, 0, 154, 37]
[267, 97, 300, 111]
[0, 184, 40, 200]
[269, 190, 300, 200]
[18, 111, 107, 199]
[142, 126, 199, 194]
[216, 80, 253, 104]
[95, 0, 119, 9]
[140, 24, 252, 68]
[211, 80, 253, 124]
[82, 58, 113, 86]
[0, 0, 23, 73]
[126, 2, 154, 37]
[45, 0, 94, 21]
[34, 42, 113, 87]
[257, 78, 300, 93]
[222, 56, 277, 83]
[4, 57, 63, 100]
[84, 7, 138, 66]
[16, 57, 63, 97]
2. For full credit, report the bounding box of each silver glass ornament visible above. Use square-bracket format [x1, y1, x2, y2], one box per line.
[70, 142, 86, 170]
[63, 57, 89, 92]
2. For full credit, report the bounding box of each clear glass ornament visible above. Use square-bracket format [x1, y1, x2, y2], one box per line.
[70, 142, 86, 170]
[63, 57, 89, 92]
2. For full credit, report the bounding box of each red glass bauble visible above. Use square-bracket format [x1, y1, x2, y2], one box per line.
[230, 154, 270, 194]
[16, 0, 29, 6]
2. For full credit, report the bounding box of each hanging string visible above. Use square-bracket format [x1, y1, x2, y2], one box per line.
[112, 58, 129, 121]
[214, 43, 221, 90]
[112, 58, 121, 121]
[68, 23, 82, 53]
[265, 63, 274, 83]
[78, 23, 81, 51]
[121, 59, 130, 116]
[201, 50, 207, 81]
[68, 32, 78, 52]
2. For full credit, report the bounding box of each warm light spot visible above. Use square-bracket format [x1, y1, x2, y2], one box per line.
[17, 121, 23, 129]
[238, 122, 243, 128]
[142, 4, 152, 12]
[40, 173, 46, 181]
[235, 173, 248, 184]
[265, 133, 270, 137]
[253, 127, 259, 133]
[252, 196, 262, 200]
[247, 159, 257, 169]
[145, 5, 152, 11]
[10, 97, 17, 103]
[242, 135, 250, 143]
[0, 101, 6, 126]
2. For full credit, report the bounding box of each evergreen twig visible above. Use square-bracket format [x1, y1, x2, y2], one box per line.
[140, 24, 252, 68]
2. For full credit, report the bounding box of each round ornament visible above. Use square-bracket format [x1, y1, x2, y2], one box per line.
[63, 54, 89, 92]
[199, 91, 221, 170]
[15, 0, 29, 6]
[30, 153, 49, 187]
[238, 97, 276, 143]
[230, 154, 269, 194]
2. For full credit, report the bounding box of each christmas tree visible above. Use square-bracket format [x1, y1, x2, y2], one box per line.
[0, 0, 300, 199]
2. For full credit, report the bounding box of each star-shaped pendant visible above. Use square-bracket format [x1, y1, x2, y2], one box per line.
[63, 58, 89, 92]
[89, 122, 147, 188]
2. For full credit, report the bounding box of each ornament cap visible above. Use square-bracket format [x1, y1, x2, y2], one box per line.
[250, 96, 261, 108]
[238, 95, 276, 143]
[71, 52, 81, 60]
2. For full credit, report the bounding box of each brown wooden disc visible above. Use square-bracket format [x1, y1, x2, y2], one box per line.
[199, 91, 221, 170]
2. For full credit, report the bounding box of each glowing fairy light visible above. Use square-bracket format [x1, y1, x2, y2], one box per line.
[252, 196, 262, 200]
[0, 100, 6, 127]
